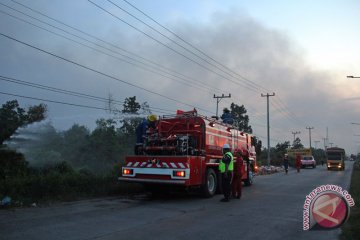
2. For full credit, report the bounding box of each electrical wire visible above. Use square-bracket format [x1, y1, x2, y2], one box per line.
[3, 1, 272, 127]
[0, 32, 212, 114]
[88, 0, 260, 93]
[2, 1, 310, 144]
[120, 0, 270, 93]
[0, 74, 174, 114]
[0, 3, 226, 94]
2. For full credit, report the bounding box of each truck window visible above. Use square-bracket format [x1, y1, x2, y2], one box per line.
[327, 152, 342, 160]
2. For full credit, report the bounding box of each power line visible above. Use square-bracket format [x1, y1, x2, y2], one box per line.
[0, 4, 215, 94]
[5, 1, 273, 123]
[0, 74, 173, 114]
[116, 1, 324, 144]
[1, 2, 229, 95]
[0, 3, 269, 126]
[3, 1, 301, 141]
[120, 0, 270, 93]
[0, 91, 109, 111]
[0, 32, 212, 114]
[87, 0, 260, 93]
[90, 0, 307, 131]
[108, 0, 263, 93]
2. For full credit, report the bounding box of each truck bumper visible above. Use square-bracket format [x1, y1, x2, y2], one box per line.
[118, 177, 186, 185]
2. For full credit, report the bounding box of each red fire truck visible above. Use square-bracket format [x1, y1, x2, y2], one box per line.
[119, 109, 257, 197]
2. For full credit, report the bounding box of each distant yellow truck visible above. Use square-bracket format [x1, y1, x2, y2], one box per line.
[326, 147, 345, 171]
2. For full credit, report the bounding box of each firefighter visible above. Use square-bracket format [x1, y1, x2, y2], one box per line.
[220, 108, 234, 124]
[283, 154, 289, 174]
[219, 143, 234, 202]
[135, 115, 157, 154]
[232, 149, 244, 199]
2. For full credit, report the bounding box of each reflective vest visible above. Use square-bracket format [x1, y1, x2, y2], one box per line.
[219, 152, 234, 173]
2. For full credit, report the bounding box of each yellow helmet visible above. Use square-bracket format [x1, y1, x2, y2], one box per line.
[147, 114, 157, 122]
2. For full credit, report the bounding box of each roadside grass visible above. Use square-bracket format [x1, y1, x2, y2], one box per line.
[0, 157, 144, 207]
[340, 161, 360, 240]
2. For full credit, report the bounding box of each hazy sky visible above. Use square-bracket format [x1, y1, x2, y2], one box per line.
[1, 0, 360, 154]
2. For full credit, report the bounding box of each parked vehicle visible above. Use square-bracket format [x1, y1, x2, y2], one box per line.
[301, 155, 316, 168]
[119, 109, 257, 197]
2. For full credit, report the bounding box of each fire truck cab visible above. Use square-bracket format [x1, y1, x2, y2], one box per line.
[119, 109, 257, 197]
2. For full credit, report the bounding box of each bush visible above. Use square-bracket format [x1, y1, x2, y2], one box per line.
[340, 163, 360, 239]
[0, 160, 124, 205]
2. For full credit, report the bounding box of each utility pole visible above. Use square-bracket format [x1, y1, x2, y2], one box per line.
[291, 131, 301, 143]
[323, 137, 327, 150]
[261, 92, 275, 167]
[213, 93, 231, 118]
[326, 127, 329, 147]
[306, 127, 314, 149]
[329, 142, 334, 148]
[314, 140, 320, 149]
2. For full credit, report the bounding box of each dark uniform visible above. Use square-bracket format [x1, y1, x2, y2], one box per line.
[232, 151, 243, 199]
[284, 155, 289, 174]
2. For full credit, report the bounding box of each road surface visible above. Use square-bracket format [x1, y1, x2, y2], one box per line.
[0, 163, 354, 240]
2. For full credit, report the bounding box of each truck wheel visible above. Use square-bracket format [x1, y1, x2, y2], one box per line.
[244, 171, 253, 186]
[202, 168, 217, 198]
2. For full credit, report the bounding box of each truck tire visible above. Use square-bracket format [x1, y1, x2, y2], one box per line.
[202, 168, 217, 198]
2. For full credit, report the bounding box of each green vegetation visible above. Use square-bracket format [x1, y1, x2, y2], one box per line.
[340, 160, 360, 240]
[0, 98, 145, 206]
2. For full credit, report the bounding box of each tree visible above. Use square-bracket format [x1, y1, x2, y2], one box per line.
[0, 100, 26, 144]
[252, 136, 262, 156]
[292, 137, 304, 149]
[89, 118, 122, 173]
[119, 96, 150, 136]
[61, 124, 90, 167]
[26, 104, 47, 123]
[122, 96, 141, 114]
[0, 100, 47, 144]
[276, 141, 290, 152]
[230, 103, 252, 133]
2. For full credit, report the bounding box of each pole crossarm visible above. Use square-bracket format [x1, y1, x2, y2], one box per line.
[213, 93, 231, 118]
[291, 131, 301, 142]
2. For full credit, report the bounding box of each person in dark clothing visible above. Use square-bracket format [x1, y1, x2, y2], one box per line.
[283, 154, 289, 174]
[219, 143, 234, 202]
[135, 115, 157, 154]
[232, 149, 244, 199]
[296, 154, 301, 173]
[220, 108, 234, 124]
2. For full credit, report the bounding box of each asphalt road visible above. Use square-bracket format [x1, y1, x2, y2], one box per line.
[0, 162, 354, 240]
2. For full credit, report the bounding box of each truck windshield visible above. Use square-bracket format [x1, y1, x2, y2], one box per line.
[327, 152, 342, 160]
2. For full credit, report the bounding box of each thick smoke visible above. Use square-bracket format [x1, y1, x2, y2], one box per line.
[4, 121, 63, 168]
[1, 2, 359, 153]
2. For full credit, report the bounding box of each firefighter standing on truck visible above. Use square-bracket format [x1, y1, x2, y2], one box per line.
[219, 143, 234, 202]
[135, 115, 157, 154]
